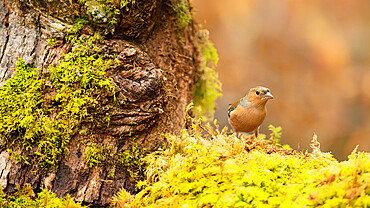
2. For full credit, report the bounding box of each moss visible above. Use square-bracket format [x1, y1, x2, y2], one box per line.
[114, 0, 157, 37]
[0, 184, 86, 207]
[47, 37, 58, 46]
[0, 33, 114, 172]
[66, 18, 89, 42]
[83, 140, 148, 181]
[85, 142, 109, 168]
[110, 116, 370, 207]
[108, 165, 116, 178]
[193, 29, 222, 121]
[111, 188, 135, 207]
[268, 124, 282, 145]
[115, 145, 147, 181]
[171, 0, 193, 29]
[99, 0, 121, 28]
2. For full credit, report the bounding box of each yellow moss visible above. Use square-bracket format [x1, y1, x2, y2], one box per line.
[0, 184, 85, 207]
[111, 118, 370, 207]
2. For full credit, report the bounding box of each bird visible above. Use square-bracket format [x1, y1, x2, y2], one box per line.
[228, 86, 273, 138]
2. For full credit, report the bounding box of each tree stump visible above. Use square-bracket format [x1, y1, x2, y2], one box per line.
[0, 0, 200, 206]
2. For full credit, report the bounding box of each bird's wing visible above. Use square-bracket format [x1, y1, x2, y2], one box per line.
[228, 100, 240, 117]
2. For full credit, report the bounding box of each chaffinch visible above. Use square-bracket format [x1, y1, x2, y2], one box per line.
[228, 86, 273, 137]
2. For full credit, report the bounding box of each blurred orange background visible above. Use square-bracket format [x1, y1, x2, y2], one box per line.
[193, 0, 370, 160]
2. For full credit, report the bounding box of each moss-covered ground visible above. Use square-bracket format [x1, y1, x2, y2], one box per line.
[108, 117, 370, 207]
[2, 114, 370, 207]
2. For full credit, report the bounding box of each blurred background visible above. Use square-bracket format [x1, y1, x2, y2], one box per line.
[192, 0, 370, 160]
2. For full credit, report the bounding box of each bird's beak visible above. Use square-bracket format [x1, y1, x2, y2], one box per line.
[264, 92, 274, 99]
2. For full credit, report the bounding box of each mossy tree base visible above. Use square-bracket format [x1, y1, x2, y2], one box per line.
[0, 0, 200, 206]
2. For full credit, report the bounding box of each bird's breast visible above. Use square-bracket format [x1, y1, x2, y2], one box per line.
[229, 105, 267, 133]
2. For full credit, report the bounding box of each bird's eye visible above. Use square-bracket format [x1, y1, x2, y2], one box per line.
[256, 91, 260, 95]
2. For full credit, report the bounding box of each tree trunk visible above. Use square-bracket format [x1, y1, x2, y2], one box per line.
[0, 0, 200, 206]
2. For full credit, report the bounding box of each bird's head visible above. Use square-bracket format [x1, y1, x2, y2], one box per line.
[246, 86, 274, 103]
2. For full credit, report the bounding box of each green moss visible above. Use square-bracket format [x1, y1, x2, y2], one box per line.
[0, 33, 114, 172]
[193, 29, 222, 121]
[171, 0, 193, 29]
[120, 0, 131, 8]
[111, 121, 370, 207]
[99, 0, 121, 27]
[84, 141, 148, 180]
[116, 145, 147, 181]
[66, 18, 89, 41]
[108, 165, 116, 178]
[47, 37, 58, 46]
[0, 184, 86, 207]
[83, 140, 148, 180]
[85, 142, 109, 168]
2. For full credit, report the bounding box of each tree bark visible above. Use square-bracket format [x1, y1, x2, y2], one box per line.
[0, 0, 200, 206]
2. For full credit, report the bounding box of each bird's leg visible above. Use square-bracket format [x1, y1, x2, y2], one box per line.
[235, 132, 240, 139]
[254, 127, 260, 138]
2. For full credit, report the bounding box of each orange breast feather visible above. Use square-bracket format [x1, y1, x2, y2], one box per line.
[228, 105, 266, 133]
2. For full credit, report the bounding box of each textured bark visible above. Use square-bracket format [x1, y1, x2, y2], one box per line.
[0, 0, 199, 206]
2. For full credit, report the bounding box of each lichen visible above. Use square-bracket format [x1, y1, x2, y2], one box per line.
[85, 0, 109, 24]
[81, 0, 155, 36]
